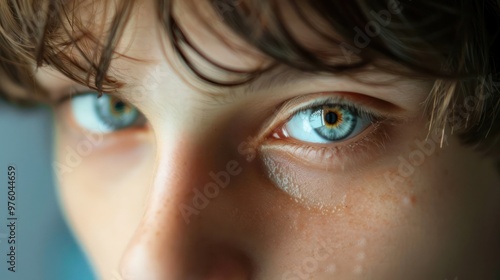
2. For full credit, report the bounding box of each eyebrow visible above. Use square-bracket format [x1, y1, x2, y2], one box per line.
[211, 66, 331, 102]
[236, 64, 375, 96]
[118, 61, 387, 105]
[241, 67, 315, 94]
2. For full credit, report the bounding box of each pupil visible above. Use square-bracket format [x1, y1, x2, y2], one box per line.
[113, 101, 126, 113]
[324, 111, 338, 125]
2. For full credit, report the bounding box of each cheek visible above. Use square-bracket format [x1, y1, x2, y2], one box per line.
[53, 126, 155, 277]
[245, 132, 498, 278]
[193, 156, 412, 278]
[328, 136, 500, 277]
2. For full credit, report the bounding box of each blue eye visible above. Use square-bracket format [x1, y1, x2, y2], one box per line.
[283, 104, 373, 144]
[71, 92, 144, 133]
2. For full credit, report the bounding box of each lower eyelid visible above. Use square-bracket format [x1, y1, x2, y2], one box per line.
[260, 120, 391, 171]
[259, 149, 352, 211]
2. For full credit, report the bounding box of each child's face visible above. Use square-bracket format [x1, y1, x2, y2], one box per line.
[36, 0, 500, 279]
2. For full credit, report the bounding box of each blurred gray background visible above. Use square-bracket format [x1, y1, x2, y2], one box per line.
[0, 100, 95, 280]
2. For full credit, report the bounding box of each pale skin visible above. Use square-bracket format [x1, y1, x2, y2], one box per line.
[32, 0, 500, 279]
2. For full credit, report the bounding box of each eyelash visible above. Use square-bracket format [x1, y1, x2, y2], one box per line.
[288, 97, 382, 127]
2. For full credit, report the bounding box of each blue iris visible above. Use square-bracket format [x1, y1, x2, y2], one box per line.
[94, 95, 139, 131]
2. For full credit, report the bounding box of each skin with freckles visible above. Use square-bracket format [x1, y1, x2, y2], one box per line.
[32, 0, 500, 279]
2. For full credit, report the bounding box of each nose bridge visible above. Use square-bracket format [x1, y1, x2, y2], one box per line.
[118, 130, 251, 280]
[119, 133, 207, 279]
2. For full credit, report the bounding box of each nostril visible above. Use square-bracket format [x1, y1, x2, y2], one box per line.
[203, 248, 253, 280]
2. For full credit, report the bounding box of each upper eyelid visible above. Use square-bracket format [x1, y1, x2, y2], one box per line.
[55, 89, 94, 105]
[280, 92, 404, 118]
[286, 96, 384, 121]
[55, 89, 123, 106]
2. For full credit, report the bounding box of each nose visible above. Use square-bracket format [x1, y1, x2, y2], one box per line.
[118, 134, 252, 280]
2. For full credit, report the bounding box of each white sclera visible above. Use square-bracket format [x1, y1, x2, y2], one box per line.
[71, 94, 114, 133]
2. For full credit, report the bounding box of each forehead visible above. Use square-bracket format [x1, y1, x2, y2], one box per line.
[35, 0, 424, 105]
[29, 0, 267, 91]
[37, 0, 274, 92]
[51, 0, 367, 80]
[118, 0, 275, 77]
